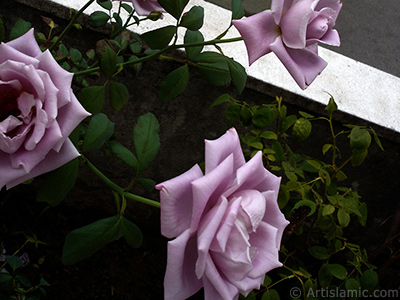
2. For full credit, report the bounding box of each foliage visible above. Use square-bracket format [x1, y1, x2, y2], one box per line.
[212, 95, 383, 299]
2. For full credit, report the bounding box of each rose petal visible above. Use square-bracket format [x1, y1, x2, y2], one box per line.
[211, 224, 253, 282]
[262, 190, 290, 248]
[204, 128, 245, 174]
[164, 229, 202, 300]
[203, 255, 239, 300]
[24, 99, 48, 151]
[191, 154, 234, 231]
[271, 0, 295, 24]
[224, 151, 272, 197]
[0, 43, 39, 67]
[132, 0, 165, 16]
[195, 196, 228, 279]
[51, 93, 90, 152]
[315, 0, 342, 22]
[280, 0, 315, 49]
[247, 222, 283, 278]
[0, 138, 79, 189]
[0, 61, 44, 99]
[270, 36, 327, 89]
[5, 28, 42, 58]
[236, 189, 266, 232]
[10, 121, 63, 172]
[210, 196, 242, 253]
[232, 11, 279, 65]
[156, 164, 203, 239]
[37, 50, 73, 108]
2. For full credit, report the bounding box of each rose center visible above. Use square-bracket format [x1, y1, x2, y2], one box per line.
[0, 86, 21, 122]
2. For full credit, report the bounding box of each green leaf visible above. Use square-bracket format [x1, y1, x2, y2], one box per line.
[252, 106, 275, 129]
[82, 113, 115, 152]
[262, 289, 280, 300]
[318, 264, 333, 288]
[9, 19, 32, 40]
[6, 255, 24, 271]
[351, 149, 368, 166]
[141, 25, 176, 49]
[100, 47, 117, 78]
[227, 58, 247, 94]
[232, 0, 245, 20]
[113, 12, 123, 28]
[0, 17, 5, 42]
[192, 51, 226, 63]
[108, 141, 139, 172]
[278, 185, 290, 209]
[184, 30, 204, 60]
[121, 3, 133, 13]
[322, 144, 333, 154]
[121, 217, 143, 248]
[158, 64, 189, 102]
[138, 178, 156, 191]
[70, 48, 83, 64]
[210, 93, 230, 108]
[110, 81, 129, 110]
[369, 126, 384, 151]
[89, 11, 110, 28]
[134, 113, 160, 173]
[360, 270, 378, 293]
[37, 158, 79, 206]
[345, 277, 360, 298]
[180, 6, 204, 31]
[350, 127, 371, 153]
[293, 200, 316, 216]
[327, 264, 347, 280]
[299, 111, 315, 119]
[225, 102, 240, 125]
[97, 0, 112, 10]
[240, 106, 252, 126]
[357, 202, 368, 226]
[306, 159, 321, 170]
[322, 204, 335, 216]
[197, 60, 231, 87]
[281, 115, 297, 133]
[260, 131, 278, 140]
[325, 96, 337, 117]
[158, 0, 190, 19]
[77, 86, 105, 114]
[62, 215, 123, 265]
[309, 246, 330, 260]
[337, 208, 350, 227]
[292, 118, 312, 141]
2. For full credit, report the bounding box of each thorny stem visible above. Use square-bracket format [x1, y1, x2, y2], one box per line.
[49, 0, 96, 52]
[83, 156, 161, 209]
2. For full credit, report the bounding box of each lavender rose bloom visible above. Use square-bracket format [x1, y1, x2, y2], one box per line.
[113, 0, 164, 16]
[0, 29, 90, 189]
[233, 0, 342, 89]
[156, 128, 289, 300]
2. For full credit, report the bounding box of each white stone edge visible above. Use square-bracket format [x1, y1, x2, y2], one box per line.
[52, 0, 400, 134]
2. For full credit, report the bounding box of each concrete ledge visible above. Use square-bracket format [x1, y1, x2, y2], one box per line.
[43, 0, 400, 140]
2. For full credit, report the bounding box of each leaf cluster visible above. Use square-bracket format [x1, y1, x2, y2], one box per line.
[213, 95, 383, 299]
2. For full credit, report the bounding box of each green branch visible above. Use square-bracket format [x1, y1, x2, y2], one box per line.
[83, 156, 160, 209]
[73, 36, 243, 77]
[50, 0, 96, 52]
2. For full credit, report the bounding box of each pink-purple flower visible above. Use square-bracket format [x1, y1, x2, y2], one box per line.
[0, 29, 90, 189]
[156, 128, 289, 300]
[233, 0, 342, 89]
[113, 0, 164, 16]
